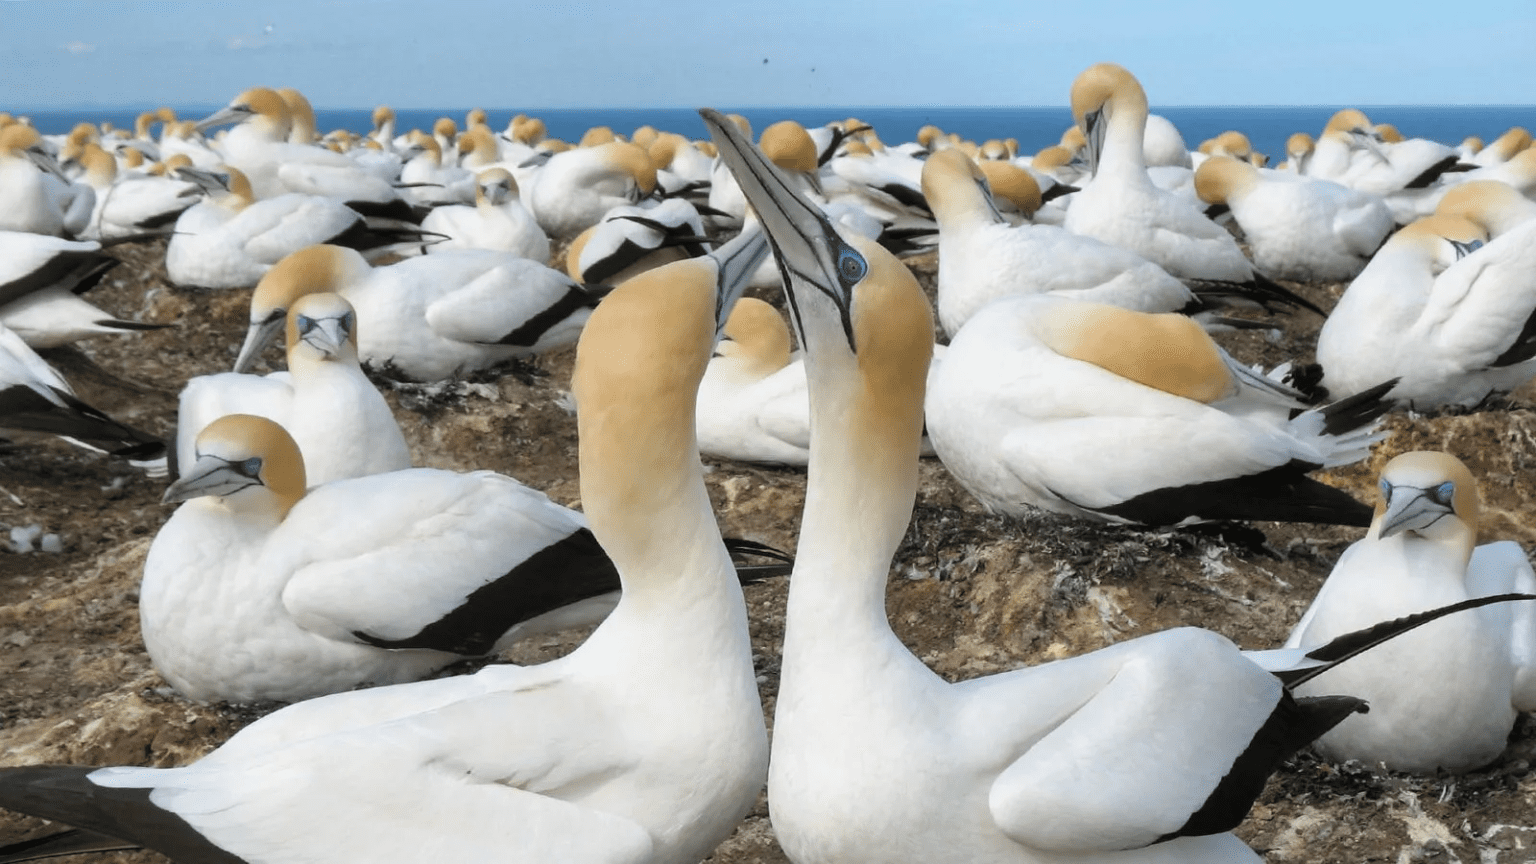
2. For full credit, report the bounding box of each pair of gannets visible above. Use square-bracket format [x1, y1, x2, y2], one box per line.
[1193, 155, 1394, 283]
[700, 106, 1510, 864]
[0, 214, 772, 864]
[1316, 183, 1536, 408]
[166, 165, 431, 290]
[1063, 63, 1320, 317]
[233, 244, 598, 381]
[176, 292, 410, 487]
[1288, 451, 1536, 773]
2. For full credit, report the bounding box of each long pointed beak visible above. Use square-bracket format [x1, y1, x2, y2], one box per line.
[174, 166, 229, 195]
[706, 219, 769, 340]
[1082, 108, 1104, 178]
[194, 104, 252, 134]
[234, 313, 285, 373]
[163, 456, 256, 504]
[1377, 485, 1454, 539]
[26, 147, 70, 183]
[699, 107, 853, 342]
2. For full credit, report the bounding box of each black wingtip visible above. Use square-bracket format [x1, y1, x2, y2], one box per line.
[1316, 377, 1399, 436]
[0, 828, 139, 862]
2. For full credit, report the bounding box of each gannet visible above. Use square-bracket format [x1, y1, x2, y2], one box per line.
[1143, 113, 1192, 168]
[1193, 155, 1394, 283]
[702, 104, 1429, 864]
[420, 167, 549, 261]
[0, 221, 773, 863]
[176, 292, 411, 486]
[1063, 63, 1320, 317]
[232, 244, 602, 381]
[396, 130, 475, 206]
[1470, 126, 1531, 168]
[526, 141, 657, 239]
[1287, 452, 1536, 773]
[166, 165, 431, 290]
[1317, 212, 1536, 408]
[0, 123, 71, 236]
[0, 321, 164, 460]
[0, 232, 171, 348]
[921, 148, 1193, 337]
[565, 199, 710, 286]
[927, 292, 1394, 526]
[70, 142, 199, 240]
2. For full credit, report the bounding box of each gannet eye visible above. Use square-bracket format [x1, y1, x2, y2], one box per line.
[837, 247, 866, 284]
[1431, 481, 1455, 506]
[240, 457, 263, 477]
[1379, 479, 1391, 499]
[296, 314, 315, 333]
[340, 311, 356, 334]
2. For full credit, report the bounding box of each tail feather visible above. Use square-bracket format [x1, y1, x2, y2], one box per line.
[0, 828, 139, 862]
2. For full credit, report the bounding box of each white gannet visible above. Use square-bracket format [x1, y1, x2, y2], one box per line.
[71, 142, 200, 240]
[1317, 212, 1536, 408]
[0, 124, 71, 236]
[1143, 113, 1192, 168]
[166, 165, 431, 290]
[396, 130, 476, 206]
[526, 141, 658, 240]
[0, 222, 773, 863]
[1063, 63, 1320, 317]
[927, 293, 1394, 527]
[232, 244, 601, 381]
[0, 321, 164, 460]
[1193, 155, 1394, 283]
[420, 167, 549, 261]
[176, 292, 411, 486]
[702, 104, 1412, 864]
[1287, 452, 1536, 773]
[565, 199, 710, 287]
[0, 231, 170, 348]
[1470, 126, 1531, 168]
[921, 147, 1193, 337]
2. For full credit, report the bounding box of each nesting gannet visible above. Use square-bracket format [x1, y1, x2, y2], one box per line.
[701, 104, 1434, 864]
[0, 321, 164, 459]
[233, 244, 602, 381]
[927, 292, 1394, 526]
[0, 124, 71, 236]
[1063, 64, 1320, 317]
[0, 232, 170, 348]
[396, 130, 475, 206]
[0, 222, 773, 863]
[922, 148, 1193, 337]
[1193, 155, 1394, 283]
[566, 199, 710, 286]
[71, 142, 199, 240]
[1286, 452, 1536, 773]
[166, 165, 431, 290]
[176, 292, 410, 487]
[420, 168, 549, 260]
[1317, 213, 1536, 408]
[526, 141, 658, 239]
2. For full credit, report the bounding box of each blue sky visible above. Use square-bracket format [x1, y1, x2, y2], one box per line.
[2, 0, 1532, 110]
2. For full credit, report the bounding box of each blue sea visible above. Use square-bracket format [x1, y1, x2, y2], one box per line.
[23, 105, 1534, 160]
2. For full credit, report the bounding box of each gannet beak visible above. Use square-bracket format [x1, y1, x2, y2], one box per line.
[297, 311, 352, 359]
[234, 311, 286, 373]
[25, 147, 70, 183]
[705, 219, 770, 340]
[699, 107, 856, 347]
[195, 103, 253, 133]
[1377, 481, 1456, 539]
[175, 167, 231, 195]
[1081, 107, 1105, 178]
[163, 455, 263, 504]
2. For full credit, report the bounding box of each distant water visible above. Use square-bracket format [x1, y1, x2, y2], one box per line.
[23, 105, 1533, 160]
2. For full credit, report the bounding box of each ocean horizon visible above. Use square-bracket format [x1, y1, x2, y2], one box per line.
[19, 104, 1533, 163]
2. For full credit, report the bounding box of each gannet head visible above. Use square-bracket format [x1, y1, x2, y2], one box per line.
[759, 120, 818, 176]
[510, 115, 546, 145]
[465, 108, 489, 130]
[1487, 127, 1531, 162]
[475, 167, 517, 206]
[434, 117, 459, 141]
[1070, 62, 1149, 176]
[921, 148, 1005, 226]
[647, 132, 685, 171]
[1462, 135, 1485, 156]
[714, 297, 793, 380]
[0, 124, 68, 181]
[1373, 123, 1404, 144]
[1287, 132, 1315, 160]
[581, 126, 617, 147]
[1373, 451, 1478, 547]
[630, 124, 659, 149]
[596, 141, 659, 199]
[1391, 214, 1489, 273]
[175, 163, 255, 209]
[196, 87, 290, 138]
[237, 245, 372, 373]
[978, 160, 1041, 220]
[1194, 155, 1259, 206]
[163, 414, 307, 517]
[372, 105, 395, 134]
[278, 87, 317, 144]
[1435, 180, 1536, 238]
[286, 291, 359, 364]
[78, 143, 117, 188]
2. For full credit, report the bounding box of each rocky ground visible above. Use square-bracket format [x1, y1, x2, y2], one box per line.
[2, 238, 1534, 863]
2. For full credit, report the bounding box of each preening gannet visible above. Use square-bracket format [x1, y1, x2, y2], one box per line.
[926, 293, 1392, 527]
[1286, 452, 1536, 773]
[420, 168, 549, 261]
[921, 147, 1193, 337]
[1063, 63, 1320, 317]
[0, 219, 773, 863]
[1317, 212, 1536, 408]
[232, 244, 600, 381]
[701, 103, 1425, 864]
[527, 141, 658, 239]
[176, 292, 411, 487]
[1193, 155, 1394, 283]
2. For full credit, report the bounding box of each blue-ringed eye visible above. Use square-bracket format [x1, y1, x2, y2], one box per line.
[241, 457, 262, 477]
[296, 314, 315, 333]
[1432, 481, 1455, 506]
[341, 311, 356, 333]
[1379, 479, 1391, 499]
[837, 247, 866, 284]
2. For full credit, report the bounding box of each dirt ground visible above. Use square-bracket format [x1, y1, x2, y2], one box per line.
[2, 238, 1534, 863]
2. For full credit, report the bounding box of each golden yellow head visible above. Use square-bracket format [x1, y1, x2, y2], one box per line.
[252, 245, 370, 318]
[601, 141, 658, 194]
[433, 117, 458, 139]
[979, 161, 1041, 217]
[465, 107, 488, 129]
[718, 297, 793, 376]
[1375, 450, 1479, 540]
[760, 120, 817, 173]
[1193, 155, 1258, 205]
[1070, 62, 1147, 130]
[1323, 108, 1372, 135]
[581, 126, 617, 147]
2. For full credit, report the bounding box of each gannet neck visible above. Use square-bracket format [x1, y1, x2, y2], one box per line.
[921, 148, 1004, 229]
[573, 255, 724, 604]
[1071, 62, 1149, 178]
